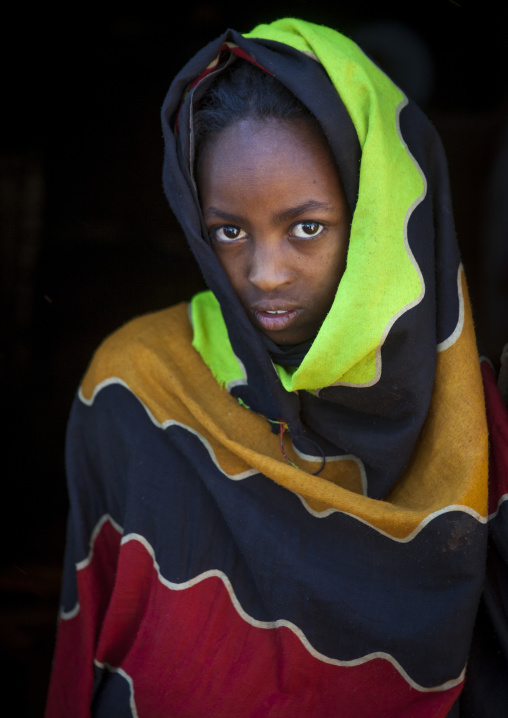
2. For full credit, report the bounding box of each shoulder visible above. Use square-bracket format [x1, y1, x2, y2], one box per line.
[79, 303, 197, 401]
[95, 302, 191, 359]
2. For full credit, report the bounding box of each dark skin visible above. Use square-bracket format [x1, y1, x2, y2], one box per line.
[198, 117, 351, 345]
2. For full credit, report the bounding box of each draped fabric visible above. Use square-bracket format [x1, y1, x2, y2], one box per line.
[46, 18, 508, 717]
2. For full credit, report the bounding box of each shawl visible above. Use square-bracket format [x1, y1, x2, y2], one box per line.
[45, 18, 508, 718]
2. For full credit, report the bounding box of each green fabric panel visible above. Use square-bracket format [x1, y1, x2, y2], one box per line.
[190, 290, 245, 388]
[244, 19, 425, 391]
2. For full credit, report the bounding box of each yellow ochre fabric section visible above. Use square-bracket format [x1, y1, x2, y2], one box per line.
[387, 271, 488, 518]
[80, 299, 487, 539]
[244, 18, 424, 391]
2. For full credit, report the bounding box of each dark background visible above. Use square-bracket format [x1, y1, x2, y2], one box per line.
[2, 2, 508, 714]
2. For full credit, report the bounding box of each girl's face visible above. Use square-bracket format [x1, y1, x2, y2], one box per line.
[198, 118, 351, 345]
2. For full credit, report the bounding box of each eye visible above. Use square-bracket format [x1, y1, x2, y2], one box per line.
[292, 221, 326, 239]
[212, 225, 247, 243]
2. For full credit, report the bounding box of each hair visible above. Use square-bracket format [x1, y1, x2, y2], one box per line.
[193, 59, 324, 170]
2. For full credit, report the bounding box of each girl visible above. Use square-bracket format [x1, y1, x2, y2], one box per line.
[46, 18, 508, 717]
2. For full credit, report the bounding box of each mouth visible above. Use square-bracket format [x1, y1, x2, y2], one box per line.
[251, 306, 303, 333]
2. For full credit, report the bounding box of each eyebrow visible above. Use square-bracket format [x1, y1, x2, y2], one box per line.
[273, 200, 335, 225]
[204, 207, 244, 224]
[204, 200, 335, 225]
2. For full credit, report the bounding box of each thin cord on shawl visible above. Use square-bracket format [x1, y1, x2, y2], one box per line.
[237, 398, 326, 475]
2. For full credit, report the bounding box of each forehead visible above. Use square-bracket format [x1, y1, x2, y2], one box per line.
[197, 117, 343, 203]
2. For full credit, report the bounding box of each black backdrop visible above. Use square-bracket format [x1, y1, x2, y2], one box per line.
[2, 3, 508, 714]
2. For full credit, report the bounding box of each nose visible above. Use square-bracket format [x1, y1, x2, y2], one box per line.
[247, 240, 294, 292]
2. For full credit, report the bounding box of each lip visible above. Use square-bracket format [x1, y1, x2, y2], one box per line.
[251, 306, 303, 332]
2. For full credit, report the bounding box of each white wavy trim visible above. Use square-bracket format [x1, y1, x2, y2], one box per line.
[160, 420, 258, 480]
[301, 501, 488, 541]
[78, 377, 132, 406]
[488, 493, 508, 521]
[120, 532, 464, 694]
[300, 50, 319, 61]
[479, 354, 494, 370]
[226, 353, 248, 391]
[292, 443, 368, 496]
[60, 514, 124, 622]
[437, 264, 465, 352]
[93, 661, 138, 718]
[59, 602, 80, 622]
[79, 381, 490, 537]
[76, 513, 124, 571]
[79, 379, 257, 480]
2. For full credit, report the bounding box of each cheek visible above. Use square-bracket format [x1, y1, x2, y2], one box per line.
[215, 249, 246, 295]
[330, 233, 349, 281]
[306, 249, 347, 314]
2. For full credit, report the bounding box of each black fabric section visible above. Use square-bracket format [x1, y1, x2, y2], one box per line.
[398, 100, 462, 345]
[92, 666, 134, 718]
[58, 392, 129, 612]
[262, 334, 315, 367]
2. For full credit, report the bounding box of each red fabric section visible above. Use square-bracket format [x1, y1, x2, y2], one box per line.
[481, 361, 508, 515]
[45, 519, 122, 717]
[89, 537, 461, 717]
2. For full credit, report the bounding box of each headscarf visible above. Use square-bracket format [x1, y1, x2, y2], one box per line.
[161, 17, 488, 501]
